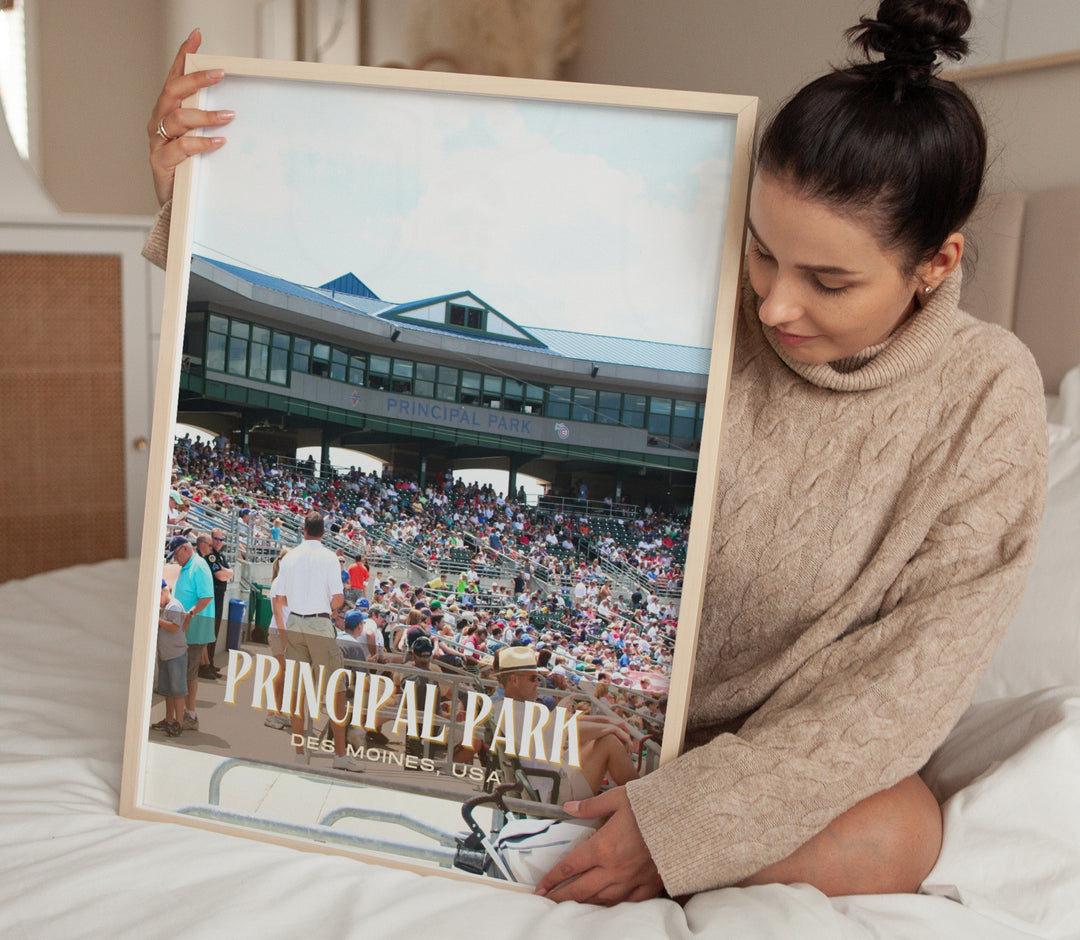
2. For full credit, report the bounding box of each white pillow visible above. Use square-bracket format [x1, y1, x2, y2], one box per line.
[1046, 361, 1080, 431]
[974, 364, 1080, 702]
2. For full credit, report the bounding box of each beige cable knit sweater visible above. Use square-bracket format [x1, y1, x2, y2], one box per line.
[627, 268, 1047, 896]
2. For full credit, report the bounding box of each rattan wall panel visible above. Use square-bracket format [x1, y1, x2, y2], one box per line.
[0, 254, 125, 581]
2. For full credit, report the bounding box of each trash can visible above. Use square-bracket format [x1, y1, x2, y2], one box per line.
[227, 598, 248, 651]
[250, 583, 273, 629]
[249, 582, 272, 644]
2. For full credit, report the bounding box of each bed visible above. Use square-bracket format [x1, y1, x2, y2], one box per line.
[0, 363, 1075, 939]
[4, 186, 1080, 936]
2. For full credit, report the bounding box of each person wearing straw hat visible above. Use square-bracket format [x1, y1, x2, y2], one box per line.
[494, 647, 638, 804]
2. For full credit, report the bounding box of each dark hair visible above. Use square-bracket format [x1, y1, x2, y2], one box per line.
[303, 511, 324, 537]
[757, 0, 985, 273]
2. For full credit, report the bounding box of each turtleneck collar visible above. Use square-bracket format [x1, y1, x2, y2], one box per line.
[751, 267, 964, 391]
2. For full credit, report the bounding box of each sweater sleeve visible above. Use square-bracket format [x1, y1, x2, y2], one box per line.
[626, 367, 1048, 896]
[141, 199, 172, 270]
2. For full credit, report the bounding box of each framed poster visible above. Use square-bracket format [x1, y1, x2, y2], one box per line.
[121, 54, 756, 890]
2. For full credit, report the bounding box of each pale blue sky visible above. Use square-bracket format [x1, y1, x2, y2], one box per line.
[194, 74, 736, 347]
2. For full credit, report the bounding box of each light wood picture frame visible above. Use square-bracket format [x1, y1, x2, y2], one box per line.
[120, 54, 757, 889]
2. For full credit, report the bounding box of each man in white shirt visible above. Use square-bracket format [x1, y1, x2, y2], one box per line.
[276, 511, 363, 772]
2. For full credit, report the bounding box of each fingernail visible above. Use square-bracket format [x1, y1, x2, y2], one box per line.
[218, 110, 235, 121]
[208, 69, 225, 80]
[209, 137, 227, 147]
[535, 887, 548, 897]
[564, 801, 580, 813]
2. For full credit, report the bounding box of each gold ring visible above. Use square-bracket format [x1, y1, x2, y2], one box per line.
[157, 117, 181, 142]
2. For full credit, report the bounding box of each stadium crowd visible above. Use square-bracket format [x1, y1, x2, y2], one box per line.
[171, 434, 689, 592]
[166, 435, 685, 719]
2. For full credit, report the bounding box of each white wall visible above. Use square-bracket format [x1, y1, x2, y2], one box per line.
[962, 61, 1080, 193]
[564, 0, 1080, 197]
[35, 0, 165, 215]
[565, 0, 856, 111]
[26, 0, 1080, 216]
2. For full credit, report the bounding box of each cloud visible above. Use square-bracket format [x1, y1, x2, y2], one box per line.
[193, 76, 734, 346]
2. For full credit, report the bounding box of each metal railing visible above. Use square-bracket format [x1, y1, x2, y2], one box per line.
[535, 494, 639, 520]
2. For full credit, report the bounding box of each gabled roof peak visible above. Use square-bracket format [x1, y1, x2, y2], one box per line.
[319, 272, 380, 300]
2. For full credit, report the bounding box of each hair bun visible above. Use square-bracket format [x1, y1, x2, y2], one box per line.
[847, 0, 972, 79]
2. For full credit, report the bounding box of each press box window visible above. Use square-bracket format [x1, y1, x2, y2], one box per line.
[671, 400, 697, 441]
[367, 356, 390, 390]
[448, 303, 484, 331]
[597, 391, 622, 425]
[460, 371, 481, 405]
[572, 389, 596, 423]
[269, 333, 290, 385]
[437, 366, 459, 402]
[502, 379, 525, 412]
[206, 314, 229, 372]
[622, 394, 646, 428]
[348, 355, 366, 386]
[546, 386, 572, 420]
[482, 374, 503, 408]
[292, 338, 311, 375]
[228, 320, 250, 377]
[330, 347, 348, 382]
[391, 359, 414, 393]
[249, 325, 270, 382]
[414, 362, 436, 399]
[524, 384, 544, 415]
[311, 342, 331, 377]
[648, 397, 673, 437]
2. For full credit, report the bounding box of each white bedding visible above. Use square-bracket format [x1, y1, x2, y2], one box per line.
[4, 367, 1080, 939]
[0, 558, 1077, 939]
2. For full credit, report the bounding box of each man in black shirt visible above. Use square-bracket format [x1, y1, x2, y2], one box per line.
[198, 527, 234, 677]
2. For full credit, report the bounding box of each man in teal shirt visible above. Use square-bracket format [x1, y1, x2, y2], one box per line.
[167, 535, 215, 731]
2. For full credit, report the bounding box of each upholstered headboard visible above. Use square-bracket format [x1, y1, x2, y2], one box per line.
[961, 187, 1080, 394]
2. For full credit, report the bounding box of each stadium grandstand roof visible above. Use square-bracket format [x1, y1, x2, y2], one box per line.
[196, 256, 393, 317]
[527, 327, 711, 374]
[193, 256, 710, 376]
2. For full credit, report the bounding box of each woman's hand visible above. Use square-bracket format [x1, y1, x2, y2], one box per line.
[147, 28, 234, 206]
[535, 787, 663, 905]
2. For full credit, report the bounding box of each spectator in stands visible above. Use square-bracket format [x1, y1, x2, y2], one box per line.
[346, 555, 369, 604]
[236, 507, 251, 557]
[487, 624, 507, 655]
[494, 647, 637, 802]
[166, 534, 214, 732]
[198, 527, 234, 678]
[337, 608, 380, 661]
[546, 664, 573, 694]
[167, 490, 187, 531]
[264, 548, 292, 731]
[152, 579, 188, 737]
[275, 511, 363, 772]
[389, 581, 409, 606]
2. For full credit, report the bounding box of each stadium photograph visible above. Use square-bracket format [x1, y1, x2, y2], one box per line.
[134, 63, 742, 885]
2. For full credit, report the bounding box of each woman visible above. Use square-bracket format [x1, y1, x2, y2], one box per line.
[534, 1, 1044, 904]
[146, 0, 1046, 906]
